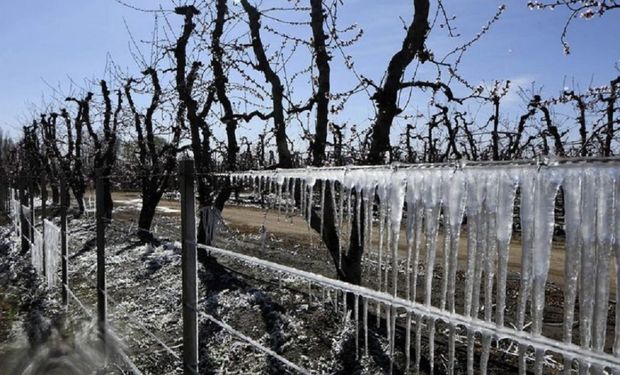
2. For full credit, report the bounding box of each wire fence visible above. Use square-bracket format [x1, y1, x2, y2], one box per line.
[3, 157, 620, 374]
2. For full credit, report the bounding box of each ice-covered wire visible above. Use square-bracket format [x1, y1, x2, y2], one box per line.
[64, 284, 144, 375]
[194, 243, 620, 370]
[200, 312, 311, 375]
[209, 155, 620, 177]
[105, 292, 181, 360]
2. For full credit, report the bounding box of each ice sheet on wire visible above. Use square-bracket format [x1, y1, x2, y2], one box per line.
[32, 227, 44, 274]
[224, 160, 620, 373]
[44, 219, 61, 287]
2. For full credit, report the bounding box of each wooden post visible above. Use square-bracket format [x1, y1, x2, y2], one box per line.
[180, 158, 198, 375]
[95, 169, 107, 352]
[60, 178, 68, 306]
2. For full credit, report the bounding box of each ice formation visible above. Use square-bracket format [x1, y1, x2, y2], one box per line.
[44, 219, 62, 287]
[223, 159, 620, 373]
[32, 226, 44, 274]
[12, 196, 63, 288]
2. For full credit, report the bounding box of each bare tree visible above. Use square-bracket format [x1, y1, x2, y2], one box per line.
[83, 81, 122, 220]
[366, 0, 431, 164]
[124, 68, 181, 241]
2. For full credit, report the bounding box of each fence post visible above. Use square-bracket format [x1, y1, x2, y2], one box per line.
[180, 158, 198, 375]
[41, 171, 47, 279]
[29, 179, 34, 248]
[19, 174, 29, 252]
[95, 169, 107, 353]
[60, 178, 68, 306]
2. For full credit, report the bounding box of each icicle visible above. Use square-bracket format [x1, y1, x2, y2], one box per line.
[385, 219, 391, 297]
[516, 167, 560, 373]
[579, 170, 598, 347]
[424, 172, 443, 306]
[516, 170, 536, 371]
[354, 294, 359, 360]
[301, 179, 307, 222]
[330, 180, 342, 271]
[518, 341, 527, 375]
[306, 177, 315, 231]
[389, 306, 396, 375]
[483, 173, 500, 323]
[356, 187, 362, 249]
[562, 171, 582, 353]
[339, 178, 346, 240]
[464, 170, 483, 317]
[592, 170, 614, 352]
[471, 183, 488, 318]
[614, 170, 620, 357]
[530, 170, 560, 339]
[428, 318, 436, 375]
[405, 177, 417, 302]
[440, 223, 451, 310]
[405, 311, 412, 374]
[442, 170, 466, 312]
[534, 348, 544, 375]
[320, 180, 326, 240]
[346, 185, 353, 242]
[284, 177, 290, 219]
[480, 333, 492, 374]
[389, 171, 406, 297]
[466, 328, 475, 375]
[517, 170, 535, 329]
[342, 291, 347, 322]
[448, 324, 456, 375]
[278, 177, 285, 221]
[368, 190, 375, 266]
[376, 186, 387, 326]
[363, 297, 369, 357]
[386, 303, 391, 342]
[411, 202, 424, 303]
[495, 171, 518, 326]
[414, 313, 423, 374]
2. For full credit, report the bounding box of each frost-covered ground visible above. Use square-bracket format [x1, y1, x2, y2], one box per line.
[2, 198, 616, 374]
[0, 208, 409, 374]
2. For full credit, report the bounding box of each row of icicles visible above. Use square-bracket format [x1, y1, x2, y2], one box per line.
[223, 163, 620, 374]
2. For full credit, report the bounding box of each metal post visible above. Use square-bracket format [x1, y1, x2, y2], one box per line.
[180, 158, 198, 375]
[60, 178, 68, 306]
[41, 172, 47, 279]
[19, 175, 28, 252]
[29, 180, 34, 247]
[0, 181, 6, 213]
[95, 169, 107, 352]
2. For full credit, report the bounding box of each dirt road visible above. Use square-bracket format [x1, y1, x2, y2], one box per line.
[111, 192, 617, 296]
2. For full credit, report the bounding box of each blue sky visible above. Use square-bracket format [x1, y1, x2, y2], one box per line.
[0, 1, 618, 140]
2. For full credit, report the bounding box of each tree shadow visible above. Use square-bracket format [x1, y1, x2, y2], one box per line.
[196, 250, 288, 375]
[69, 237, 96, 260]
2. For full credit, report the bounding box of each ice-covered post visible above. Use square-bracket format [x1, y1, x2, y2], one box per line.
[179, 157, 198, 375]
[19, 174, 29, 252]
[95, 169, 107, 353]
[41, 171, 47, 279]
[28, 178, 34, 247]
[0, 181, 6, 213]
[60, 178, 68, 306]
